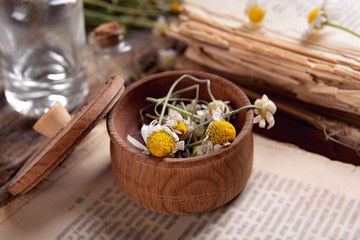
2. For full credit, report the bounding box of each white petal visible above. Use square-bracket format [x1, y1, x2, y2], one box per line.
[169, 109, 183, 121]
[200, 137, 211, 154]
[197, 110, 210, 123]
[127, 135, 147, 151]
[254, 114, 262, 124]
[267, 120, 275, 130]
[259, 119, 266, 128]
[149, 119, 158, 126]
[141, 124, 149, 144]
[254, 98, 263, 106]
[144, 120, 159, 143]
[166, 119, 177, 127]
[245, 0, 259, 12]
[196, 146, 203, 155]
[266, 112, 275, 129]
[212, 107, 222, 121]
[206, 141, 215, 153]
[214, 144, 223, 151]
[175, 141, 185, 152]
[223, 142, 231, 147]
[264, 101, 277, 114]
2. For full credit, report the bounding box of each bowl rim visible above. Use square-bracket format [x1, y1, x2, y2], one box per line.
[107, 70, 254, 164]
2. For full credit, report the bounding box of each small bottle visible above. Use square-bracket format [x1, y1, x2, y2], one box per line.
[89, 22, 138, 85]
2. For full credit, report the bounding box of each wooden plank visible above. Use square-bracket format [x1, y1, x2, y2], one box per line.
[174, 55, 360, 165]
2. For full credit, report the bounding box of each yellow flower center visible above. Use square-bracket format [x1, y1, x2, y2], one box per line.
[308, 8, 322, 24]
[147, 130, 175, 157]
[248, 6, 265, 24]
[156, 25, 166, 36]
[170, 2, 180, 14]
[173, 121, 186, 138]
[208, 121, 236, 145]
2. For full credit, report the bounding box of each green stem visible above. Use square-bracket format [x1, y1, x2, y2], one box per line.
[186, 140, 203, 148]
[158, 75, 189, 124]
[146, 97, 201, 121]
[325, 21, 360, 38]
[84, 9, 155, 28]
[222, 105, 261, 119]
[180, 101, 187, 111]
[171, 84, 199, 96]
[182, 75, 216, 102]
[84, 0, 162, 17]
[157, 74, 213, 124]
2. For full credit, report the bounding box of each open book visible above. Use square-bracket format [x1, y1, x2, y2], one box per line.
[0, 121, 359, 239]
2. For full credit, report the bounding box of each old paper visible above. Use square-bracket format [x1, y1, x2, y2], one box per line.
[168, 0, 360, 116]
[0, 121, 359, 239]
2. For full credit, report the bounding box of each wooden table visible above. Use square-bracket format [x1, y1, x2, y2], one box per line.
[1, 29, 358, 209]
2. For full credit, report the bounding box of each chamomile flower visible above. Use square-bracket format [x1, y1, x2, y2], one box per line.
[304, 0, 359, 39]
[200, 120, 236, 154]
[169, 1, 181, 14]
[158, 48, 176, 70]
[152, 16, 168, 37]
[207, 100, 230, 116]
[127, 120, 184, 157]
[167, 109, 187, 138]
[194, 100, 228, 124]
[253, 94, 277, 129]
[245, 0, 266, 25]
[307, 7, 327, 37]
[173, 102, 206, 138]
[188, 101, 210, 124]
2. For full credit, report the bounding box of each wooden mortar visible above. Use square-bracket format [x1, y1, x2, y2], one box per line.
[107, 70, 254, 215]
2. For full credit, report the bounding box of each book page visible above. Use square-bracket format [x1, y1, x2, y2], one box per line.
[184, 0, 360, 53]
[0, 122, 359, 239]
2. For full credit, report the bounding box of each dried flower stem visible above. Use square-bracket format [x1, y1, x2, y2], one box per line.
[325, 21, 360, 38]
[146, 97, 201, 121]
[157, 74, 216, 124]
[186, 140, 203, 148]
[222, 105, 261, 118]
[84, 9, 155, 29]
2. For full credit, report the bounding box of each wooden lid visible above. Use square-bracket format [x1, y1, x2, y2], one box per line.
[8, 75, 125, 196]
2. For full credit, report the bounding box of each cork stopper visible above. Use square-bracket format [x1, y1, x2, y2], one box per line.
[33, 102, 72, 138]
[93, 21, 124, 48]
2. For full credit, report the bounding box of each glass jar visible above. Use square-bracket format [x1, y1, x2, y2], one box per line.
[0, 0, 88, 118]
[89, 21, 138, 85]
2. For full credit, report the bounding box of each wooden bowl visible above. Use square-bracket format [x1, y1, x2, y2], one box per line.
[107, 70, 254, 215]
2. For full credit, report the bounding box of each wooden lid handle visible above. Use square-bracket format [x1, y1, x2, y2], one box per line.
[33, 102, 72, 138]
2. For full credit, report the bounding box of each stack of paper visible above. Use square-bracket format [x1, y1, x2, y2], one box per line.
[168, 0, 360, 116]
